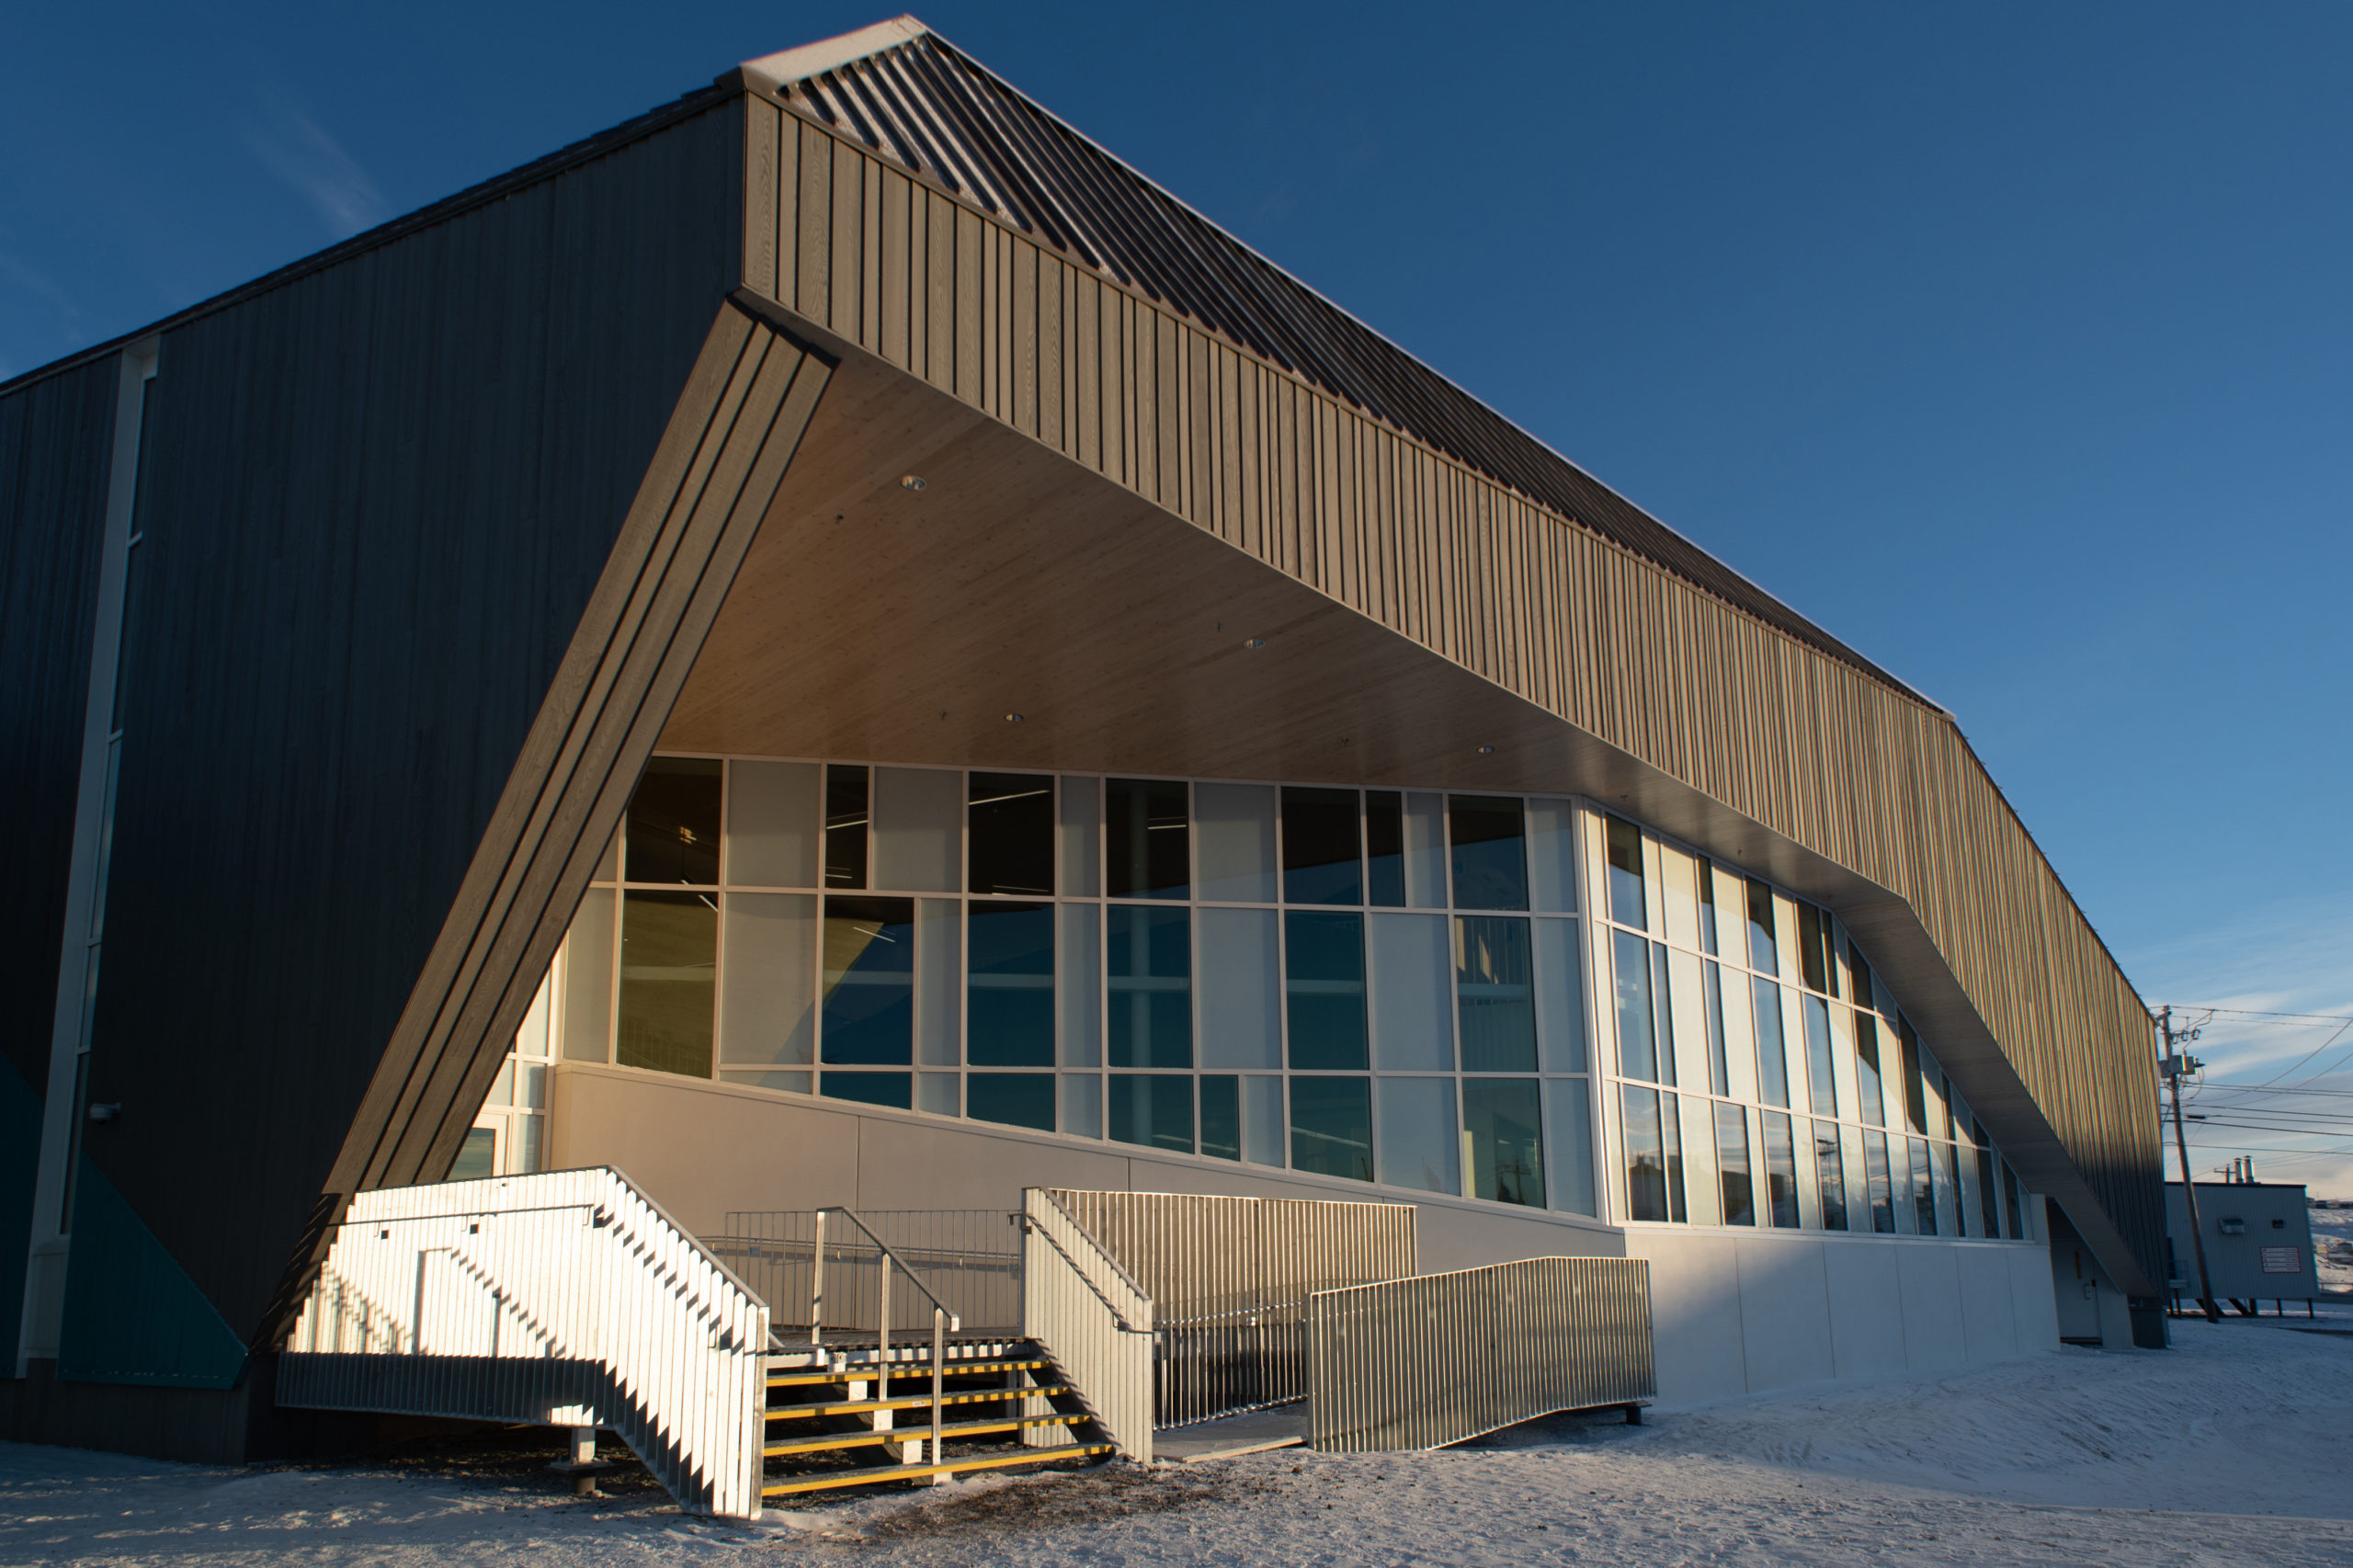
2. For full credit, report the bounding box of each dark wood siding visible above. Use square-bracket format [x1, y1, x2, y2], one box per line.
[742, 99, 2165, 1288]
[0, 358, 119, 1100]
[73, 99, 747, 1343]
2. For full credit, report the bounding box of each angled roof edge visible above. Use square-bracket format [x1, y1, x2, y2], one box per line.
[732, 18, 1952, 717]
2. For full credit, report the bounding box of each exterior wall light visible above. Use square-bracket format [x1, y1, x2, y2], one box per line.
[901, 474, 926, 491]
[1476, 744, 1495, 755]
[1244, 637, 1265, 650]
[1006, 712, 1024, 723]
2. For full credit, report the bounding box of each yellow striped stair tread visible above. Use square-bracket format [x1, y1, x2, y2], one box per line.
[763, 1411, 1082, 1458]
[761, 1443, 1115, 1496]
[767, 1386, 1072, 1420]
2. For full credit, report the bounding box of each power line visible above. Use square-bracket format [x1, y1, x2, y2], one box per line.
[2161, 1005, 2353, 1024]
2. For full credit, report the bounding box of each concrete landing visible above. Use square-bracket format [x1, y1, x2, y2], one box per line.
[1154, 1404, 1309, 1463]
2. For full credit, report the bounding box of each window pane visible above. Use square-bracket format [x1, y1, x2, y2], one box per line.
[726, 760, 818, 887]
[968, 771, 1056, 896]
[1106, 778, 1189, 899]
[1813, 1120, 1849, 1231]
[1911, 1137, 1938, 1235]
[1449, 795, 1528, 911]
[916, 898, 960, 1065]
[1798, 904, 1829, 993]
[1973, 1119, 2003, 1238]
[1059, 776, 1100, 896]
[626, 756, 722, 885]
[1280, 786, 1361, 905]
[1802, 994, 1839, 1116]
[967, 901, 1054, 1066]
[561, 888, 614, 1062]
[1060, 1074, 1101, 1139]
[873, 767, 960, 892]
[917, 1072, 959, 1116]
[1200, 1074, 1242, 1161]
[1612, 928, 1656, 1082]
[1545, 1078, 1596, 1216]
[1762, 1111, 1800, 1228]
[1108, 905, 1192, 1068]
[1365, 791, 1406, 907]
[818, 895, 915, 1064]
[1528, 798, 1577, 914]
[1752, 978, 1790, 1107]
[719, 892, 814, 1066]
[1650, 944, 1677, 1087]
[1244, 1075, 1285, 1166]
[824, 766, 869, 889]
[1462, 1078, 1544, 1207]
[1290, 1075, 1373, 1183]
[618, 890, 715, 1077]
[1403, 792, 1446, 907]
[1369, 913, 1452, 1071]
[1715, 1103, 1755, 1226]
[1108, 1073, 1193, 1153]
[1862, 1129, 1895, 1233]
[1621, 1085, 1666, 1222]
[1745, 879, 1777, 975]
[2002, 1160, 2025, 1238]
[1197, 782, 1277, 902]
[1284, 911, 1367, 1070]
[822, 1071, 910, 1110]
[1457, 916, 1536, 1073]
[1604, 816, 1645, 929]
[1058, 903, 1101, 1066]
[1375, 1076, 1459, 1195]
[1899, 1016, 1929, 1133]
[453, 1127, 497, 1181]
[1702, 960, 1728, 1095]
[1854, 1010, 1886, 1126]
[1661, 1090, 1688, 1221]
[1697, 859, 1719, 956]
[969, 1073, 1055, 1132]
[1534, 918, 1587, 1074]
[1199, 907, 1281, 1070]
[1846, 939, 1874, 1012]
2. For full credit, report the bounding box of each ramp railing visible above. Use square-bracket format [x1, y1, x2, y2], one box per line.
[1305, 1256, 1654, 1452]
[1020, 1188, 1154, 1461]
[706, 1209, 1021, 1339]
[278, 1166, 768, 1517]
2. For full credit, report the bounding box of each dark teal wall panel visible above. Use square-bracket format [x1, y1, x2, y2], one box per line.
[56, 1157, 245, 1388]
[0, 1054, 41, 1367]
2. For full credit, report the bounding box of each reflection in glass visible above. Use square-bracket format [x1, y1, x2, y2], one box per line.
[1462, 1078, 1544, 1207]
[1752, 978, 1790, 1107]
[969, 772, 1055, 896]
[1854, 1011, 1886, 1126]
[1376, 1076, 1459, 1194]
[1651, 944, 1677, 1086]
[1715, 1103, 1755, 1225]
[1702, 960, 1728, 1095]
[1199, 906, 1282, 1070]
[719, 892, 814, 1066]
[1061, 1073, 1102, 1139]
[618, 890, 716, 1077]
[967, 901, 1054, 1065]
[1369, 914, 1451, 1072]
[1534, 918, 1587, 1074]
[1281, 787, 1361, 905]
[1973, 1119, 2003, 1238]
[1244, 1075, 1285, 1165]
[967, 1072, 1055, 1132]
[819, 895, 915, 1063]
[1660, 1090, 1688, 1221]
[1545, 1078, 1596, 1215]
[2002, 1160, 2025, 1238]
[821, 1071, 911, 1109]
[1449, 795, 1528, 911]
[1799, 903, 1830, 994]
[454, 1127, 498, 1180]
[1813, 1120, 1849, 1231]
[1109, 1073, 1194, 1153]
[1621, 1085, 1667, 1222]
[1899, 1016, 1929, 1132]
[1196, 783, 1277, 902]
[1613, 928, 1657, 1082]
[627, 756, 722, 885]
[1284, 911, 1367, 1070]
[1802, 994, 1838, 1116]
[1605, 816, 1645, 928]
[1290, 1075, 1372, 1183]
[1745, 879, 1777, 975]
[1911, 1137, 1938, 1235]
[1365, 791, 1406, 907]
[1862, 1128, 1895, 1233]
[1761, 1112, 1800, 1227]
[1108, 905, 1191, 1068]
[1059, 777, 1100, 896]
[562, 889, 615, 1062]
[1456, 916, 1536, 1073]
[1106, 778, 1189, 899]
[824, 766, 869, 889]
[1528, 798, 1578, 914]
[1199, 1074, 1242, 1161]
[1697, 858, 1718, 955]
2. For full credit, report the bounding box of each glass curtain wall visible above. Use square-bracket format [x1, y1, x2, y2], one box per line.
[555, 756, 1604, 1218]
[1589, 810, 2034, 1242]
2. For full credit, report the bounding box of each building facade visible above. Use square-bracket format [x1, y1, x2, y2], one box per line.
[2, 17, 2164, 1460]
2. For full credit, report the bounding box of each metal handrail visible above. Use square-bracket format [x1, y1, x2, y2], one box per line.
[1032, 1189, 1154, 1304]
[809, 1206, 962, 1471]
[1018, 1212, 1151, 1334]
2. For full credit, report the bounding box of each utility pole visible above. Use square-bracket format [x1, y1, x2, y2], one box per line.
[2158, 1006, 2222, 1324]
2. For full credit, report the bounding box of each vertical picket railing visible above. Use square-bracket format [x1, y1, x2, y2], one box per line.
[1305, 1256, 1654, 1452]
[1020, 1188, 1154, 1461]
[704, 1210, 1023, 1337]
[278, 1167, 769, 1517]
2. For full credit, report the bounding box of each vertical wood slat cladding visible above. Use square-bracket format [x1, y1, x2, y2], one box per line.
[74, 101, 745, 1344]
[743, 103, 2163, 1281]
[0, 359, 119, 1099]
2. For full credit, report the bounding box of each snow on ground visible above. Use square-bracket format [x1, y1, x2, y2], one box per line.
[5, 1310, 2350, 1568]
[2309, 1205, 2353, 1294]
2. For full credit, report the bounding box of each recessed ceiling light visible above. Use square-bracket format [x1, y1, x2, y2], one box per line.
[1244, 637, 1265, 650]
[1476, 744, 1495, 755]
[902, 474, 926, 491]
[1006, 712, 1024, 723]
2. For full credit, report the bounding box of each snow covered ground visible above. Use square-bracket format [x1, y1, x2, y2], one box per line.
[5, 1309, 2349, 1568]
[2308, 1205, 2353, 1293]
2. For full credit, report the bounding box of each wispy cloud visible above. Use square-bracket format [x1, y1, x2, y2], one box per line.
[0, 245, 83, 344]
[246, 108, 388, 240]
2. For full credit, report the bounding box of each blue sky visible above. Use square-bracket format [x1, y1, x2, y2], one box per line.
[6, 3, 2347, 1190]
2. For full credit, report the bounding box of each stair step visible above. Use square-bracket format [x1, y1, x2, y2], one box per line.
[766, 1358, 1051, 1389]
[763, 1412, 1083, 1459]
[768, 1386, 1072, 1421]
[760, 1442, 1116, 1497]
